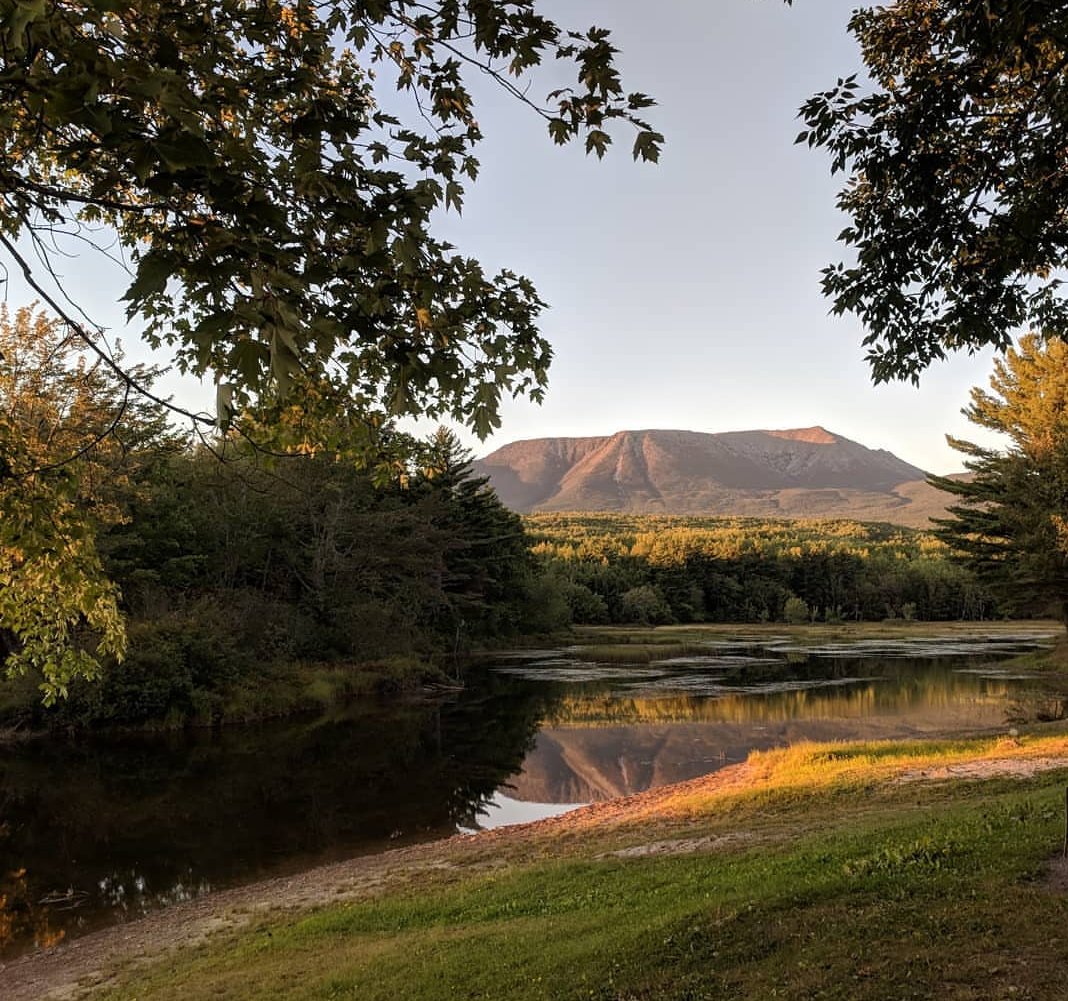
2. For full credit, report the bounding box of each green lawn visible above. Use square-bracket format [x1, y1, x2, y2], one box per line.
[92, 734, 1068, 1000]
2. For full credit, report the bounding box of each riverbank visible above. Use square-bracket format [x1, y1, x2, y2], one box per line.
[0, 653, 461, 738]
[7, 726, 1068, 1000]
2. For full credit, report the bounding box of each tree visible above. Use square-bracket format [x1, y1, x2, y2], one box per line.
[619, 584, 673, 626]
[0, 1, 661, 439]
[930, 335, 1068, 621]
[0, 305, 176, 701]
[798, 3, 1068, 383]
[783, 595, 810, 625]
[415, 426, 531, 636]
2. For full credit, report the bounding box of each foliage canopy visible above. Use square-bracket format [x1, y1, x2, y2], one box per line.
[931, 335, 1068, 620]
[0, 0, 661, 437]
[800, 2, 1068, 383]
[0, 305, 176, 701]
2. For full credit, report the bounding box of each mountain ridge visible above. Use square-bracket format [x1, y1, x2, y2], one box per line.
[474, 426, 953, 527]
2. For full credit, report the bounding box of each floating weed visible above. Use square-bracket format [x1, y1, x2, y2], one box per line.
[571, 643, 714, 664]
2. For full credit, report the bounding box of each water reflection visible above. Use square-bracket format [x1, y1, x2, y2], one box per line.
[496, 634, 1062, 805]
[0, 630, 1062, 959]
[0, 683, 550, 958]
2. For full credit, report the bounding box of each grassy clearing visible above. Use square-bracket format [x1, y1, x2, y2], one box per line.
[998, 636, 1068, 674]
[90, 730, 1068, 1000]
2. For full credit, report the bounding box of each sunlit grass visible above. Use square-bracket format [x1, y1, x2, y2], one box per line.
[91, 729, 1068, 1000]
[572, 620, 1063, 647]
[653, 732, 1068, 817]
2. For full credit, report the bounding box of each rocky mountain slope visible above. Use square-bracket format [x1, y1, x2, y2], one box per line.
[474, 427, 954, 527]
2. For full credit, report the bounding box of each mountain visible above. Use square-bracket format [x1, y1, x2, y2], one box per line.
[474, 427, 954, 527]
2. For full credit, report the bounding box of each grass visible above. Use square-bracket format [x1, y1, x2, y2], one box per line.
[178, 656, 452, 724]
[571, 643, 715, 664]
[560, 619, 1064, 667]
[572, 620, 1064, 647]
[998, 635, 1068, 674]
[560, 620, 1065, 669]
[90, 730, 1068, 1000]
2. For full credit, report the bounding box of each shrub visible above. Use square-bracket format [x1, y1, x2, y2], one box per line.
[783, 596, 810, 624]
[619, 586, 674, 625]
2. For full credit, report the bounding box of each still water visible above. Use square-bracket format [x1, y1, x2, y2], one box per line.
[0, 631, 1060, 957]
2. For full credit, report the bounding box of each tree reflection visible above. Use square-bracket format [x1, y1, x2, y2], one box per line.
[0, 675, 554, 959]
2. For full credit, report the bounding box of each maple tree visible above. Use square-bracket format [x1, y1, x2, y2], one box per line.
[0, 305, 175, 700]
[1, 0, 661, 439]
[800, 1, 1068, 383]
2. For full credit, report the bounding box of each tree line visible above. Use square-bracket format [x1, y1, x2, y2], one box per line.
[5, 304, 1068, 730]
[5, 2, 1068, 701]
[528, 514, 1001, 626]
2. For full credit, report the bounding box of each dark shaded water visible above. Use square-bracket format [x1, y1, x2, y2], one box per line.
[0, 630, 1061, 958]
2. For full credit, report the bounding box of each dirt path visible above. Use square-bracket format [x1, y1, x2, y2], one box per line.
[4, 753, 1067, 1001]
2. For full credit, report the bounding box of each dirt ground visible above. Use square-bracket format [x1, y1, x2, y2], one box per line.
[4, 753, 1068, 1001]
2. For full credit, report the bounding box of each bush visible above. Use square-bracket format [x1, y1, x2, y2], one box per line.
[519, 574, 572, 634]
[562, 582, 610, 624]
[783, 596, 810, 625]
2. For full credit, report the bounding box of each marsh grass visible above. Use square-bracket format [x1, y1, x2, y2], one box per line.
[571, 643, 715, 664]
[998, 635, 1068, 674]
[92, 729, 1068, 1000]
[218, 657, 446, 721]
[0, 657, 448, 735]
[573, 620, 1064, 648]
[562, 620, 1062, 669]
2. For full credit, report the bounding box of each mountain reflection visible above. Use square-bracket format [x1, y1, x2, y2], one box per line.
[507, 656, 1051, 803]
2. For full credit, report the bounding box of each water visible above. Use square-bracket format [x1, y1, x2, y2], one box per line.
[0, 630, 1060, 958]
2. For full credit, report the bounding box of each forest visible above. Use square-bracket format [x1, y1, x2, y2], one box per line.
[0, 299, 1024, 735]
[528, 513, 1004, 627]
[0, 299, 1034, 735]
[0, 429, 581, 731]
[0, 304, 570, 731]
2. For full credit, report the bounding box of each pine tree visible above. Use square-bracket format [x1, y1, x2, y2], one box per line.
[931, 335, 1068, 620]
[417, 428, 531, 637]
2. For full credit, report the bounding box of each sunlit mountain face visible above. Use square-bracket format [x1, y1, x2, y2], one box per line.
[476, 427, 957, 525]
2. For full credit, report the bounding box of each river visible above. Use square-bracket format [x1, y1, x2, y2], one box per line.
[0, 629, 1060, 959]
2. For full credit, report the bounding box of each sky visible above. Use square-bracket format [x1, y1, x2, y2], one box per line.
[6, 1, 1007, 474]
[424, 0, 1005, 473]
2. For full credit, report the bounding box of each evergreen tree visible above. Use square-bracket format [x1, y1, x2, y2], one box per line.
[417, 428, 531, 637]
[931, 335, 1068, 621]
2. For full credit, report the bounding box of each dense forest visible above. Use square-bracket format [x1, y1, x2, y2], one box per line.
[3, 487, 1024, 732]
[527, 513, 1004, 627]
[1, 424, 570, 730]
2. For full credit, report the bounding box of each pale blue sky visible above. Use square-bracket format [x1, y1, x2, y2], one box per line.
[429, 0, 1004, 473]
[7, 1, 1004, 473]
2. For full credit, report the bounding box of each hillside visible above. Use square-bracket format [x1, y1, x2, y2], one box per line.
[475, 427, 955, 527]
